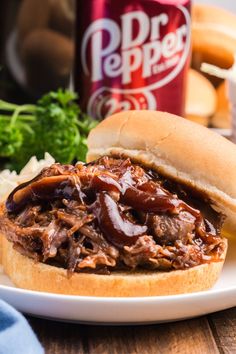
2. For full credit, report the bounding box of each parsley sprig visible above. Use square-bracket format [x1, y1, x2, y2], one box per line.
[0, 89, 97, 170]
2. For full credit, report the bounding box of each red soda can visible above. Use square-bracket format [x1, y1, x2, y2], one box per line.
[75, 0, 191, 119]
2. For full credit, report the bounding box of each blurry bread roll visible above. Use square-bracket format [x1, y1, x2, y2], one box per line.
[211, 81, 230, 129]
[17, 0, 51, 42]
[192, 4, 236, 70]
[185, 69, 216, 126]
[21, 29, 74, 95]
[50, 0, 75, 37]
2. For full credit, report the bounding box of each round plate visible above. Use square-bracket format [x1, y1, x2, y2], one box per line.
[0, 238, 235, 324]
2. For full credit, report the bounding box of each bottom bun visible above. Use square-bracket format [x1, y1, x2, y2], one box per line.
[2, 237, 227, 297]
[185, 69, 216, 126]
[211, 81, 230, 129]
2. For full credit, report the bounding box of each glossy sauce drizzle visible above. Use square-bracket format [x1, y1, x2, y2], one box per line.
[6, 158, 219, 248]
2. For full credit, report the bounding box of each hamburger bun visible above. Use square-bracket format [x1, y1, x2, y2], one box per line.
[192, 4, 236, 70]
[21, 29, 73, 94]
[87, 110, 236, 234]
[211, 81, 230, 129]
[50, 0, 75, 37]
[17, 0, 51, 42]
[1, 111, 231, 296]
[1, 236, 227, 296]
[186, 69, 216, 126]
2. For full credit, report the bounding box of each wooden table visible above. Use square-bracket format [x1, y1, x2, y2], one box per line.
[26, 307, 236, 354]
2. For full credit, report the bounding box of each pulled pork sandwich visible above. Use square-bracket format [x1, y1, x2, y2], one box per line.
[1, 110, 234, 296]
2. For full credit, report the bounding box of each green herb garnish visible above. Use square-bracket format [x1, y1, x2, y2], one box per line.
[0, 89, 97, 170]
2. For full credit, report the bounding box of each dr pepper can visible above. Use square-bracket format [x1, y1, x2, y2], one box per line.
[75, 0, 191, 119]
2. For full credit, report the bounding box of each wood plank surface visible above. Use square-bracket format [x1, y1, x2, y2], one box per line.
[28, 315, 219, 354]
[208, 307, 236, 354]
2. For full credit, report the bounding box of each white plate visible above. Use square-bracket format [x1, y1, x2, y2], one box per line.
[0, 237, 235, 325]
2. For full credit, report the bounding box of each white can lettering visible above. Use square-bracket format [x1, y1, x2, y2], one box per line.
[81, 11, 188, 85]
[121, 11, 150, 50]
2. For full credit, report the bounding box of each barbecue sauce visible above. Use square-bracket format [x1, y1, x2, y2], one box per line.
[6, 157, 221, 250]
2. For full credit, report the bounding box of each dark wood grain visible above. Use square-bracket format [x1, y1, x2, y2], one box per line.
[28, 316, 219, 354]
[208, 307, 236, 354]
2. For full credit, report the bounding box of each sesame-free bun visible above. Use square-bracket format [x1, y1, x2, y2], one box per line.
[192, 4, 236, 70]
[212, 81, 230, 129]
[17, 0, 51, 42]
[1, 236, 227, 297]
[0, 111, 230, 296]
[87, 110, 236, 234]
[21, 29, 73, 94]
[186, 69, 216, 126]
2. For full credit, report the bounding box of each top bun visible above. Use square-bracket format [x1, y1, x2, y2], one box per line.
[192, 4, 236, 69]
[87, 110, 236, 234]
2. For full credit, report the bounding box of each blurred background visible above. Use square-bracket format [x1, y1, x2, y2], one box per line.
[0, 0, 75, 103]
[0, 0, 236, 130]
[196, 0, 235, 12]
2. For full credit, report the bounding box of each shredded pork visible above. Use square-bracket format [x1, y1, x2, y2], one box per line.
[1, 157, 226, 274]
